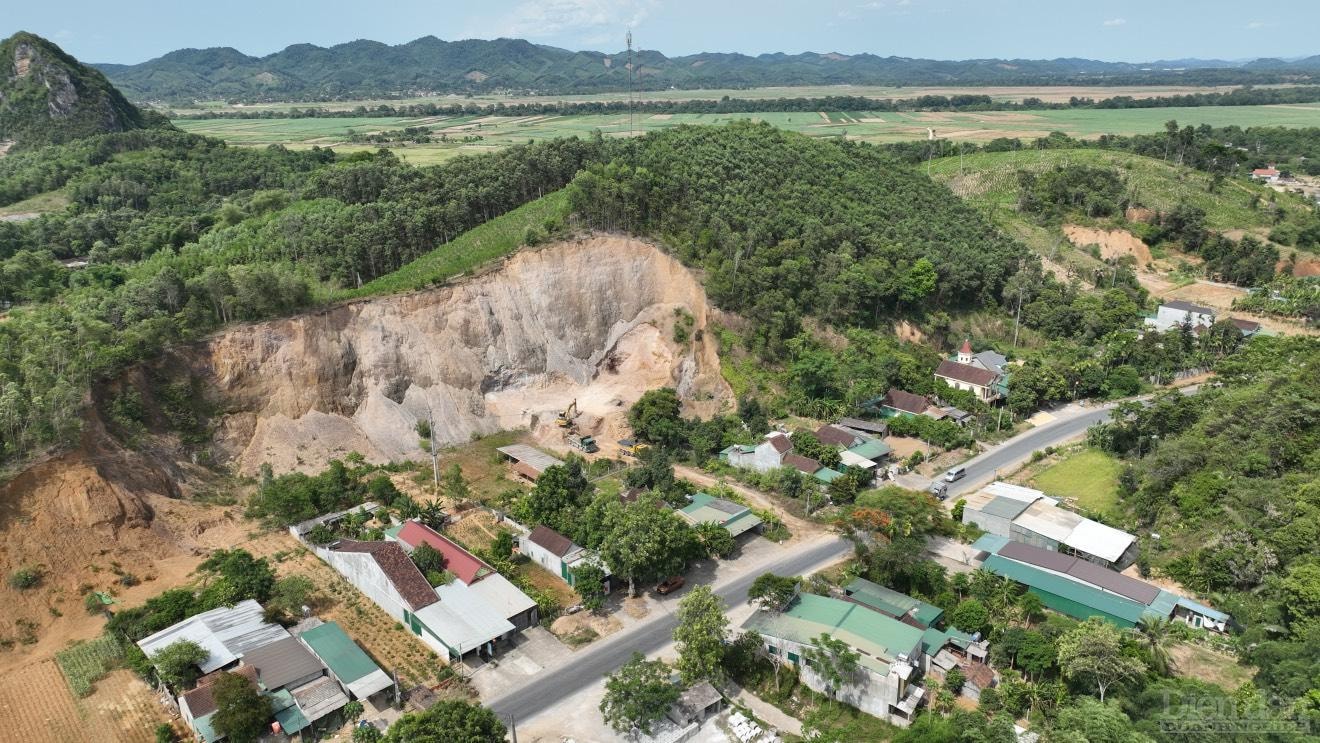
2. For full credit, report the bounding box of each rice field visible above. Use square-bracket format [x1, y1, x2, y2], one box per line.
[175, 103, 1320, 165]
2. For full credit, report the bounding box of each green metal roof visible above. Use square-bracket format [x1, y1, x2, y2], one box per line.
[812, 467, 845, 483]
[979, 495, 1034, 520]
[679, 493, 762, 537]
[741, 593, 925, 676]
[845, 577, 944, 628]
[193, 712, 221, 743]
[846, 439, 892, 461]
[275, 703, 311, 735]
[383, 523, 404, 539]
[970, 534, 1010, 553]
[982, 555, 1148, 624]
[921, 625, 976, 656]
[299, 622, 383, 684]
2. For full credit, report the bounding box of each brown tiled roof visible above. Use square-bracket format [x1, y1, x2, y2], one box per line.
[333, 540, 438, 610]
[883, 388, 932, 415]
[182, 665, 259, 718]
[1230, 317, 1261, 332]
[935, 360, 999, 388]
[783, 453, 822, 475]
[815, 424, 859, 448]
[767, 433, 793, 454]
[528, 525, 575, 558]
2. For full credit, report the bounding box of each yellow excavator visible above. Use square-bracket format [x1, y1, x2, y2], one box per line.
[556, 399, 578, 428]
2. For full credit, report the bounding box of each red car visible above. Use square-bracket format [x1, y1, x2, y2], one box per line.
[656, 576, 685, 595]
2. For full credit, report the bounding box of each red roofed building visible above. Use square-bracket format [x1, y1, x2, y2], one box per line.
[394, 521, 493, 585]
[1251, 167, 1280, 182]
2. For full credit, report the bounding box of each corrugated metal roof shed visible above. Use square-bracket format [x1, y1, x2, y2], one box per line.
[983, 555, 1147, 624]
[1064, 519, 1136, 565]
[495, 444, 564, 474]
[998, 540, 1076, 573]
[138, 600, 289, 674]
[837, 417, 887, 435]
[980, 496, 1034, 521]
[839, 450, 878, 469]
[812, 467, 845, 483]
[845, 577, 944, 628]
[969, 533, 1010, 554]
[298, 622, 393, 699]
[241, 636, 325, 691]
[983, 481, 1056, 505]
[291, 675, 348, 722]
[1014, 499, 1083, 543]
[846, 439, 892, 461]
[679, 493, 762, 537]
[468, 573, 537, 621]
[420, 581, 515, 655]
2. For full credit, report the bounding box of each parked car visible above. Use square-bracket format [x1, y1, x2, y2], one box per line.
[656, 576, 685, 595]
[929, 482, 949, 499]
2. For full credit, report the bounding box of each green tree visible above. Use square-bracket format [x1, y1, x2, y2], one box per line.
[353, 726, 384, 743]
[516, 461, 593, 532]
[949, 598, 991, 636]
[599, 652, 681, 736]
[210, 672, 270, 743]
[383, 700, 506, 743]
[1057, 618, 1146, 702]
[573, 561, 609, 612]
[673, 585, 730, 684]
[598, 497, 693, 596]
[410, 543, 447, 576]
[1132, 614, 1178, 677]
[441, 463, 470, 502]
[150, 640, 209, 690]
[802, 633, 862, 704]
[266, 575, 316, 619]
[1053, 697, 1155, 743]
[748, 573, 800, 611]
[1018, 591, 1045, 627]
[693, 521, 736, 559]
[196, 549, 276, 609]
[488, 531, 514, 561]
[628, 388, 686, 449]
[154, 724, 179, 743]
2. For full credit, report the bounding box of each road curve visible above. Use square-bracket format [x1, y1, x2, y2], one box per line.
[947, 405, 1118, 498]
[487, 536, 852, 723]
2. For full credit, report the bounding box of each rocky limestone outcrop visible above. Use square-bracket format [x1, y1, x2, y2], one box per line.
[187, 236, 730, 474]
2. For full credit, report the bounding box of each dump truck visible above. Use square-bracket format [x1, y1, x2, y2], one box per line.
[568, 434, 598, 453]
[617, 439, 651, 457]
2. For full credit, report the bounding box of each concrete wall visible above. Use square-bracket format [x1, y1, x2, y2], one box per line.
[762, 635, 911, 725]
[518, 536, 565, 582]
[312, 547, 452, 657]
[963, 508, 1011, 538]
[729, 441, 784, 473]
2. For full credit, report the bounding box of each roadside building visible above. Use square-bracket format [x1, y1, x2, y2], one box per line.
[676, 492, 763, 538]
[388, 520, 539, 631]
[835, 417, 889, 438]
[744, 593, 964, 726]
[878, 388, 936, 418]
[722, 431, 794, 472]
[519, 525, 613, 593]
[844, 577, 945, 629]
[1251, 167, 1281, 182]
[973, 535, 1230, 632]
[934, 341, 1006, 403]
[961, 482, 1138, 569]
[816, 424, 864, 448]
[1145, 300, 1218, 333]
[137, 599, 289, 676]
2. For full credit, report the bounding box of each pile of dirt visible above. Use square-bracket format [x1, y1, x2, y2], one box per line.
[191, 235, 731, 475]
[1063, 224, 1153, 268]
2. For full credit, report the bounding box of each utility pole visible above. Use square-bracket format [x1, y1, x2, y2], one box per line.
[1012, 289, 1024, 348]
[627, 30, 635, 136]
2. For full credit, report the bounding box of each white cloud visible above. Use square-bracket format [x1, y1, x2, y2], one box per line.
[1102, 17, 1127, 27]
[490, 0, 658, 42]
[1245, 20, 1270, 30]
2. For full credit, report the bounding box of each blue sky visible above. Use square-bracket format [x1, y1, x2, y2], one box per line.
[8, 0, 1319, 65]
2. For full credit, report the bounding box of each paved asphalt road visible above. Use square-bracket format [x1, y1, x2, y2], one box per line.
[946, 404, 1119, 498]
[487, 536, 852, 723]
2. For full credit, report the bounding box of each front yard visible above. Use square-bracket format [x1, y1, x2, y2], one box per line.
[1027, 447, 1123, 517]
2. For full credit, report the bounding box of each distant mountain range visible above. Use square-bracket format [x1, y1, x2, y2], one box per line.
[92, 36, 1320, 103]
[1, 32, 147, 149]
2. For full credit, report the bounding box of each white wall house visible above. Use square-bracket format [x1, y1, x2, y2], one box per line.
[724, 432, 793, 473]
[1145, 300, 1217, 333]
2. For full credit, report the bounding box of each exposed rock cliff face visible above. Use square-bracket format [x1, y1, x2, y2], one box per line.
[189, 235, 730, 474]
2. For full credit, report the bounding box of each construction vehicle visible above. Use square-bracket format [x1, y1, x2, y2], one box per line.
[568, 434, 598, 454]
[556, 399, 578, 428]
[617, 439, 651, 458]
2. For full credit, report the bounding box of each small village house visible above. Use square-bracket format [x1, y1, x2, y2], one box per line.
[1144, 300, 1218, 333]
[496, 444, 565, 482]
[961, 482, 1139, 569]
[676, 492, 763, 538]
[934, 340, 1006, 403]
[519, 525, 613, 593]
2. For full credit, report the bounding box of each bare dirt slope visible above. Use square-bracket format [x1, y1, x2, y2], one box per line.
[193, 235, 730, 474]
[1063, 224, 1153, 268]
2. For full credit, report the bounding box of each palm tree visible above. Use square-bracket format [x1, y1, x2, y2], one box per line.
[1133, 614, 1178, 676]
[1018, 591, 1045, 627]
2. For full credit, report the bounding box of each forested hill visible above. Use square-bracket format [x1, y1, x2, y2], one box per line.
[95, 35, 1320, 102]
[568, 122, 1028, 353]
[0, 32, 152, 149]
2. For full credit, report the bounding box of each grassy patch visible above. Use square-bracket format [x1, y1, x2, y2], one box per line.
[55, 634, 124, 697]
[1029, 448, 1122, 516]
[1170, 643, 1254, 691]
[336, 190, 570, 300]
[0, 189, 69, 217]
